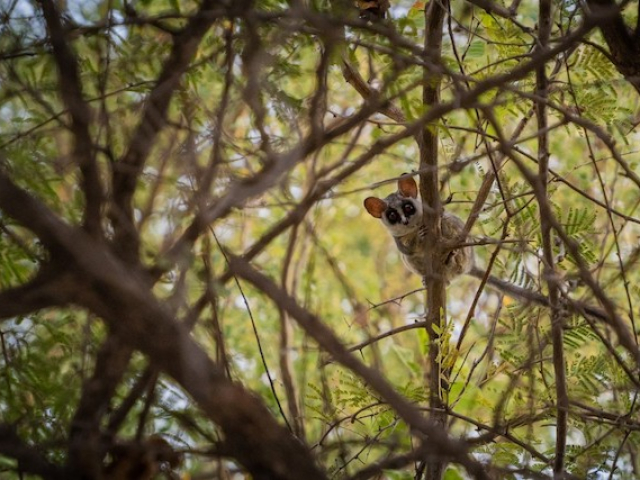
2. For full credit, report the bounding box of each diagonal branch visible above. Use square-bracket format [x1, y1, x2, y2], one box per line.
[584, 0, 640, 95]
[109, 0, 219, 262]
[159, 98, 409, 272]
[67, 334, 134, 478]
[157, 19, 595, 282]
[0, 424, 66, 480]
[482, 109, 640, 368]
[38, 0, 103, 236]
[228, 255, 491, 480]
[0, 168, 328, 480]
[0, 264, 75, 320]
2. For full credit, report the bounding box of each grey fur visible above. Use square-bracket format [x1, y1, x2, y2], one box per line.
[365, 179, 474, 283]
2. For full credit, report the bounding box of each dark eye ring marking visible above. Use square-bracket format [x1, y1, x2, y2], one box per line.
[386, 209, 399, 224]
[402, 202, 416, 215]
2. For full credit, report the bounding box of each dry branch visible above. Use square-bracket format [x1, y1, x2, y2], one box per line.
[0, 168, 327, 480]
[228, 255, 492, 480]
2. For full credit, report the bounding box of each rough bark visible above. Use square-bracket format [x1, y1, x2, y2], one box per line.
[586, 0, 640, 95]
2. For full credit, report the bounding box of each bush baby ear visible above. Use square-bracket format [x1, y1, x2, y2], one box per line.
[364, 197, 386, 218]
[397, 175, 418, 198]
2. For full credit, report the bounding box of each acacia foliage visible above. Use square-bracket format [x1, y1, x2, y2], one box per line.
[1, 0, 640, 479]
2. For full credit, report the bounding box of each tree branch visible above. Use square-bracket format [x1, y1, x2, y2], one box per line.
[421, 1, 449, 478]
[584, 0, 640, 95]
[109, 0, 219, 262]
[0, 424, 66, 480]
[0, 264, 75, 320]
[228, 255, 492, 480]
[535, 1, 568, 473]
[0, 168, 328, 480]
[67, 334, 134, 477]
[38, 0, 103, 236]
[482, 108, 640, 367]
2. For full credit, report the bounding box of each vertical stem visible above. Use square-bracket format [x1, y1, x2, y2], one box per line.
[420, 1, 448, 479]
[280, 225, 305, 438]
[67, 335, 133, 477]
[535, 1, 568, 475]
